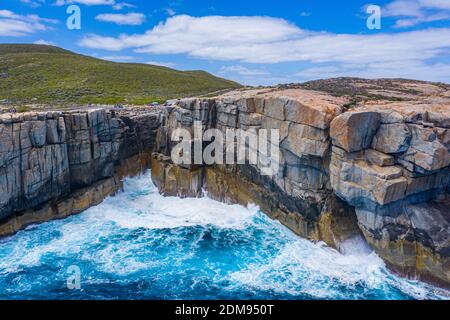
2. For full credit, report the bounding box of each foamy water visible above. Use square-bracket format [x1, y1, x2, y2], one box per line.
[0, 171, 448, 300]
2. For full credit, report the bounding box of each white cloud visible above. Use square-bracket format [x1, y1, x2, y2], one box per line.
[54, 0, 116, 6]
[383, 0, 423, 17]
[420, 0, 450, 10]
[20, 0, 46, 8]
[79, 15, 303, 53]
[219, 65, 270, 76]
[0, 9, 58, 36]
[295, 60, 450, 83]
[218, 65, 273, 86]
[96, 13, 145, 25]
[34, 39, 55, 45]
[79, 15, 450, 63]
[100, 55, 134, 61]
[112, 2, 136, 10]
[383, 0, 450, 27]
[79, 34, 125, 50]
[166, 8, 176, 16]
[0, 19, 38, 36]
[78, 14, 450, 83]
[55, 0, 135, 10]
[146, 61, 176, 68]
[393, 13, 450, 27]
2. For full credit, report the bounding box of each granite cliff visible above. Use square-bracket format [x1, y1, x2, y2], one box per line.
[0, 78, 448, 288]
[151, 79, 450, 288]
[0, 108, 160, 235]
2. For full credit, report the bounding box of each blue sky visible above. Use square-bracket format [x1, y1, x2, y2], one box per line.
[1, 0, 450, 84]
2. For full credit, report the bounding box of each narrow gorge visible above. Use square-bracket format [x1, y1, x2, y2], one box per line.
[0, 79, 449, 289]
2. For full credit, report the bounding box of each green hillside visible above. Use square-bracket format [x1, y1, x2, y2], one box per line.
[0, 44, 240, 105]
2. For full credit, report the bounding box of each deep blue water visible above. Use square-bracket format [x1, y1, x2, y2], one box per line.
[0, 171, 448, 300]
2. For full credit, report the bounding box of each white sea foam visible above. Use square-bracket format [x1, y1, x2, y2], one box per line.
[228, 231, 389, 299]
[0, 171, 448, 299]
[228, 217, 450, 300]
[82, 172, 257, 231]
[339, 235, 373, 256]
[0, 172, 257, 277]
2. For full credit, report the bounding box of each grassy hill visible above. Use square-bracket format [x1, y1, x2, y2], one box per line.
[0, 44, 240, 106]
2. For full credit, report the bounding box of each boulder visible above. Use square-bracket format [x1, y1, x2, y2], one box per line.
[285, 99, 337, 129]
[401, 124, 450, 171]
[264, 97, 287, 121]
[372, 123, 411, 154]
[282, 123, 329, 158]
[330, 111, 380, 153]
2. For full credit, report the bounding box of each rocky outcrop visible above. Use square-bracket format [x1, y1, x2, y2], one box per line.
[329, 103, 450, 287]
[0, 112, 70, 221]
[0, 108, 161, 236]
[0, 79, 448, 288]
[330, 111, 380, 152]
[150, 86, 450, 288]
[152, 89, 364, 249]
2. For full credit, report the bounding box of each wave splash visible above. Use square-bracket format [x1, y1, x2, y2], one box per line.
[0, 171, 447, 300]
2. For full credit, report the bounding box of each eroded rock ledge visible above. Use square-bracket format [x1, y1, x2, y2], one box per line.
[0, 79, 449, 288]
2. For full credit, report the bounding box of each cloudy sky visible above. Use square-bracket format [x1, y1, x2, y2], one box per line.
[1, 0, 450, 85]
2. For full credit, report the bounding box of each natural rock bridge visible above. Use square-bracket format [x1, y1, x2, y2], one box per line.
[0, 80, 449, 288]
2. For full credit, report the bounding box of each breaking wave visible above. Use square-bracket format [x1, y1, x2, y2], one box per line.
[0, 171, 447, 300]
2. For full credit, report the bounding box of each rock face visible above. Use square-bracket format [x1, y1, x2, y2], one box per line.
[0, 112, 69, 220]
[150, 86, 450, 288]
[153, 89, 363, 248]
[330, 111, 380, 152]
[0, 108, 161, 233]
[330, 103, 450, 287]
[0, 79, 449, 289]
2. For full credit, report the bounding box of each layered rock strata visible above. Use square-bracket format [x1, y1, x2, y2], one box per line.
[152, 89, 362, 251]
[151, 87, 450, 288]
[330, 103, 450, 286]
[0, 108, 160, 236]
[0, 79, 448, 288]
